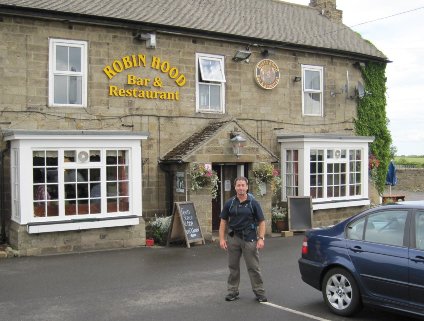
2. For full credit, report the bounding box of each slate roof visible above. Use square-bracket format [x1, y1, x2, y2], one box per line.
[0, 0, 387, 61]
[161, 119, 278, 162]
[161, 120, 229, 162]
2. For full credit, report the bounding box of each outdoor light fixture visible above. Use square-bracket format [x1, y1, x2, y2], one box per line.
[293, 76, 302, 82]
[232, 49, 252, 62]
[230, 133, 247, 157]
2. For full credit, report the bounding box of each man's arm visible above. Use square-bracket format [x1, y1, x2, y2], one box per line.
[219, 218, 228, 250]
[256, 220, 265, 249]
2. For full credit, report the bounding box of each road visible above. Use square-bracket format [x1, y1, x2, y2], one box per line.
[0, 235, 417, 321]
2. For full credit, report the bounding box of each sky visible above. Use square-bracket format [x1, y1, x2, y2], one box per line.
[286, 0, 424, 156]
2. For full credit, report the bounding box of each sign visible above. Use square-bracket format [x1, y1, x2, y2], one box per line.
[288, 196, 313, 231]
[167, 202, 205, 248]
[255, 59, 280, 90]
[103, 53, 187, 101]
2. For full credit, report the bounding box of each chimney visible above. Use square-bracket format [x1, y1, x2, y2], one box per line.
[309, 0, 343, 23]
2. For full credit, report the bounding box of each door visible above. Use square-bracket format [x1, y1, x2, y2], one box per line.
[346, 209, 409, 303]
[409, 210, 424, 308]
[211, 164, 244, 230]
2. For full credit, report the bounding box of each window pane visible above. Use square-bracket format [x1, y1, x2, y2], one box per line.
[416, 211, 424, 250]
[347, 217, 365, 240]
[69, 76, 82, 104]
[56, 46, 68, 71]
[69, 47, 81, 72]
[54, 75, 68, 104]
[305, 70, 320, 90]
[199, 84, 210, 108]
[199, 58, 225, 82]
[364, 211, 407, 246]
[209, 85, 221, 110]
[304, 92, 321, 115]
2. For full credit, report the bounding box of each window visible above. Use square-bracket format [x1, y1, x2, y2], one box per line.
[415, 211, 424, 250]
[310, 148, 360, 200]
[302, 65, 323, 116]
[278, 135, 373, 210]
[285, 150, 299, 198]
[49, 39, 87, 107]
[347, 211, 408, 247]
[5, 130, 147, 233]
[196, 53, 226, 113]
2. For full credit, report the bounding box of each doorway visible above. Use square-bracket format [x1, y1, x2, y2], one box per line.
[211, 163, 249, 230]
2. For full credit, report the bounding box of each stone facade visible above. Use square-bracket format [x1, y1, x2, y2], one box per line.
[0, 7, 374, 255]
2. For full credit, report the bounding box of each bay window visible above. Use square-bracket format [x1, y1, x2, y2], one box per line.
[279, 135, 373, 210]
[5, 130, 148, 233]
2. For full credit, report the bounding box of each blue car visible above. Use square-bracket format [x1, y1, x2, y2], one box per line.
[298, 201, 424, 318]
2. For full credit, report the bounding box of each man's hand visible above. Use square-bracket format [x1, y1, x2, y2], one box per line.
[220, 239, 228, 250]
[256, 238, 265, 249]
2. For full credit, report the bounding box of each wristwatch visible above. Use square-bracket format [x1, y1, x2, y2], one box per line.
[258, 236, 265, 241]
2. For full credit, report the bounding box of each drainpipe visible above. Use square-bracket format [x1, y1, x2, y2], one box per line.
[0, 146, 7, 244]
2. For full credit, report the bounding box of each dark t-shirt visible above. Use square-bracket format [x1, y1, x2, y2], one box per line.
[220, 195, 265, 241]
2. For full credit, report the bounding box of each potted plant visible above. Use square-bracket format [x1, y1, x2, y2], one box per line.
[271, 206, 288, 232]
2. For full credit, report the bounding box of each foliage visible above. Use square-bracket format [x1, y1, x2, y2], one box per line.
[395, 156, 424, 168]
[252, 163, 281, 196]
[271, 206, 287, 222]
[354, 62, 391, 194]
[148, 215, 172, 245]
[189, 163, 219, 199]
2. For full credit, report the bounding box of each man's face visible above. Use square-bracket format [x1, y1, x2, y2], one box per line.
[234, 179, 248, 196]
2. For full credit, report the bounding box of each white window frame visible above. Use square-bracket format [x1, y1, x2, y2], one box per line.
[279, 135, 373, 210]
[302, 65, 323, 117]
[196, 53, 226, 113]
[5, 131, 148, 233]
[48, 38, 88, 107]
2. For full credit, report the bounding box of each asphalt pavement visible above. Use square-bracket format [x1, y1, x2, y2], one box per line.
[0, 235, 417, 321]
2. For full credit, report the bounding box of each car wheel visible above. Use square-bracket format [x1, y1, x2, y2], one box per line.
[322, 267, 361, 316]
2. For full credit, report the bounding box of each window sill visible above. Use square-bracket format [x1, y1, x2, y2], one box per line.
[27, 215, 139, 234]
[312, 198, 370, 210]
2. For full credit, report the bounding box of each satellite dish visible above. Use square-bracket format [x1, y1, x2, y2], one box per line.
[357, 81, 365, 98]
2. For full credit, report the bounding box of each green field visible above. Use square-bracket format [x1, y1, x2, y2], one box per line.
[395, 156, 424, 167]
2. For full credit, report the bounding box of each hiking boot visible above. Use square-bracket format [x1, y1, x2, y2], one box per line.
[225, 292, 239, 301]
[256, 295, 268, 303]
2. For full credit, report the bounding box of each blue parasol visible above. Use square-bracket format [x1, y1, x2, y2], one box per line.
[385, 161, 397, 195]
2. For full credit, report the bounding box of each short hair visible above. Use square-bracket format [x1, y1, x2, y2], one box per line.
[234, 176, 248, 185]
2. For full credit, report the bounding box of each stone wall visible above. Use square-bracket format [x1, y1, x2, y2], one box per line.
[395, 168, 424, 192]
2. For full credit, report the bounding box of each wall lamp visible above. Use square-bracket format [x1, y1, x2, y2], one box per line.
[293, 76, 302, 82]
[230, 132, 247, 158]
[134, 32, 156, 48]
[232, 49, 252, 62]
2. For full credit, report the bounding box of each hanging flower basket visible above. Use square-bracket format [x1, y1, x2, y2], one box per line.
[189, 163, 219, 199]
[252, 163, 281, 196]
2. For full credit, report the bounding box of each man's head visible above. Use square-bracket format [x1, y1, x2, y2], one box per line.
[234, 176, 248, 196]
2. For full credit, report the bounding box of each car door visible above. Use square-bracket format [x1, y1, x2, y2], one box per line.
[409, 210, 424, 308]
[346, 209, 409, 302]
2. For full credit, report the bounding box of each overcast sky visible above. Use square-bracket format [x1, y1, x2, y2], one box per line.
[286, 0, 424, 156]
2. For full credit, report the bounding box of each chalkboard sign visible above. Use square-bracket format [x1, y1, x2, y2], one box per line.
[167, 202, 205, 248]
[288, 196, 313, 231]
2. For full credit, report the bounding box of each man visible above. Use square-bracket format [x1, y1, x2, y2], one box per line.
[219, 176, 267, 303]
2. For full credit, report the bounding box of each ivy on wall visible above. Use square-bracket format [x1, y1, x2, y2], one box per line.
[355, 62, 392, 195]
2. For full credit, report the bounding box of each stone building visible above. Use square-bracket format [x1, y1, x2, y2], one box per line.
[0, 0, 387, 255]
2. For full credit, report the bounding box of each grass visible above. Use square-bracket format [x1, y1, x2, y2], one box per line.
[395, 156, 424, 167]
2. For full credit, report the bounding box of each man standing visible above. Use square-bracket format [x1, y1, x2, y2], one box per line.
[219, 176, 267, 303]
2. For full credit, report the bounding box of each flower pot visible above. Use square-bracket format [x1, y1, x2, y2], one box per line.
[273, 220, 288, 232]
[146, 238, 155, 247]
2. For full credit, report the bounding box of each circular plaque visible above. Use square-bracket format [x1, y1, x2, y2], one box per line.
[255, 59, 280, 90]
